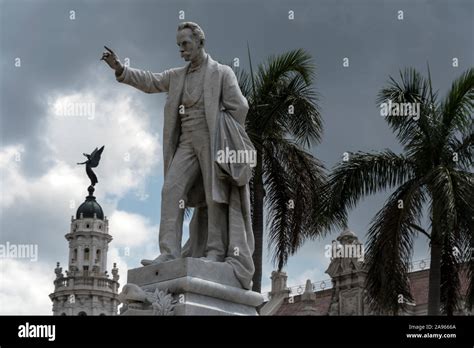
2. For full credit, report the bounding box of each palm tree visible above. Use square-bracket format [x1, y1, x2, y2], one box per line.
[325, 67, 473, 315]
[235, 48, 332, 292]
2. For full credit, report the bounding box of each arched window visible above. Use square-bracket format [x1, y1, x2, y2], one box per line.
[61, 312, 67, 316]
[96, 249, 101, 262]
[78, 311, 87, 316]
[73, 249, 77, 262]
[84, 248, 90, 261]
[99, 313, 106, 316]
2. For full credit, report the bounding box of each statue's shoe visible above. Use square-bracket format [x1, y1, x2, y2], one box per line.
[140, 254, 176, 266]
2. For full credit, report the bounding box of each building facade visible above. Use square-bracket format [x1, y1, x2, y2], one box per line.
[261, 229, 471, 316]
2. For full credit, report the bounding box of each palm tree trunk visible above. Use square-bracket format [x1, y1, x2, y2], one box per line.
[252, 151, 264, 293]
[427, 230, 442, 315]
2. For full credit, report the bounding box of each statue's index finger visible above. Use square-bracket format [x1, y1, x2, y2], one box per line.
[104, 45, 116, 55]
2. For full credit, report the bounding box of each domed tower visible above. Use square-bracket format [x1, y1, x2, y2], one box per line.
[50, 181, 120, 315]
[49, 147, 119, 315]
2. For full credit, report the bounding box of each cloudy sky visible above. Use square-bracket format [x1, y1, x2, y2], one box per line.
[0, 0, 472, 314]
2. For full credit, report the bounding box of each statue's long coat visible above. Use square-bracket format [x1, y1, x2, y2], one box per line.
[117, 55, 255, 289]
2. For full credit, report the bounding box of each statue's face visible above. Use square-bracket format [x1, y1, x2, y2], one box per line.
[177, 28, 202, 62]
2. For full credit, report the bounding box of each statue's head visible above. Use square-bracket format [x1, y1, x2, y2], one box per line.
[176, 22, 205, 62]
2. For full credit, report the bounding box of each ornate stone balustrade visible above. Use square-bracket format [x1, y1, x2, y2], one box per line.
[54, 276, 116, 291]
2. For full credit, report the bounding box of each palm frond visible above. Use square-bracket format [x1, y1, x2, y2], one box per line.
[263, 138, 328, 269]
[377, 67, 435, 147]
[449, 169, 474, 310]
[365, 178, 427, 313]
[327, 150, 415, 218]
[276, 73, 322, 146]
[245, 49, 321, 148]
[428, 166, 457, 232]
[441, 68, 474, 140]
[257, 49, 314, 94]
[440, 227, 462, 315]
[262, 142, 292, 270]
[447, 133, 473, 171]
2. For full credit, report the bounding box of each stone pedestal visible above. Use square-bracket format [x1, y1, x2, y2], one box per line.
[120, 258, 263, 316]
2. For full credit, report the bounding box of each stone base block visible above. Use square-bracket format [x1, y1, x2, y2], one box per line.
[121, 257, 263, 316]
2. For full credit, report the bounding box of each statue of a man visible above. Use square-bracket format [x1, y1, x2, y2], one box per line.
[101, 22, 255, 289]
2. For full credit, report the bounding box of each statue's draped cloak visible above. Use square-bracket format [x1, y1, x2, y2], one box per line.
[117, 55, 255, 289]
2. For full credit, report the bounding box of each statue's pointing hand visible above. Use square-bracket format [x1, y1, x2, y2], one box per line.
[101, 45, 124, 75]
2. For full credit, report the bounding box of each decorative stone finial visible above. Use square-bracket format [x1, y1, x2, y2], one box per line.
[54, 262, 63, 279]
[112, 263, 119, 281]
[301, 279, 316, 301]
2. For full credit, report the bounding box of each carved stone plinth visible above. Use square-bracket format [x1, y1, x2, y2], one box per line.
[119, 258, 263, 316]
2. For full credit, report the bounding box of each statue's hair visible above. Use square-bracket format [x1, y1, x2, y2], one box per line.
[177, 22, 205, 45]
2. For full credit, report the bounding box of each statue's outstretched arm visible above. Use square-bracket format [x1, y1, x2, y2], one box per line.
[116, 67, 171, 94]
